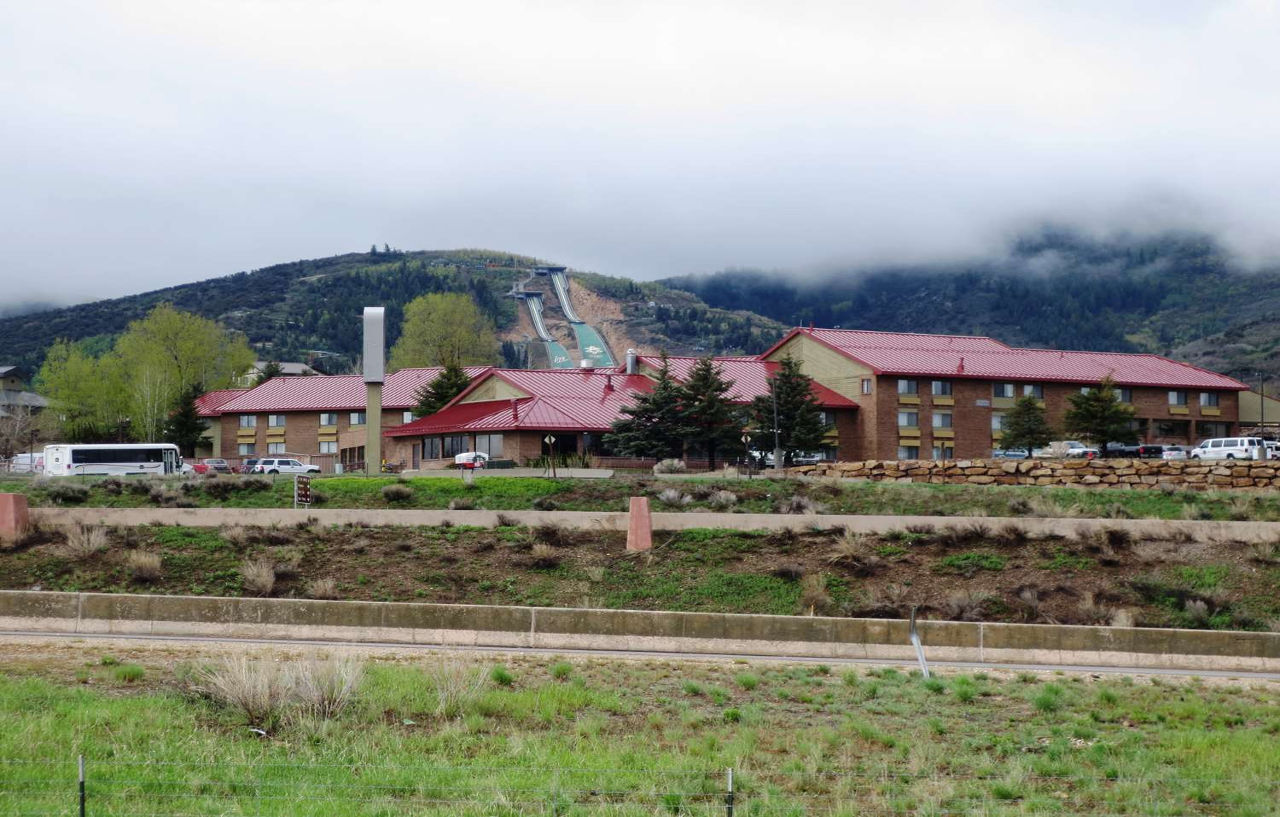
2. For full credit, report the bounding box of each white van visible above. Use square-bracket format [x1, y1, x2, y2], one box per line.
[1189, 437, 1266, 461]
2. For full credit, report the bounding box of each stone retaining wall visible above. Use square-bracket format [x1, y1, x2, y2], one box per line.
[793, 458, 1280, 489]
[2, 590, 1277, 672]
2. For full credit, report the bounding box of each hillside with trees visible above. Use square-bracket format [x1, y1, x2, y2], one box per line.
[0, 249, 783, 373]
[663, 228, 1280, 387]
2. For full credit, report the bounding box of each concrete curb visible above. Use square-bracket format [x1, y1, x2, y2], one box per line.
[1, 591, 1277, 672]
[27, 507, 1280, 543]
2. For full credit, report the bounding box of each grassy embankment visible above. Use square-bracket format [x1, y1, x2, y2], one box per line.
[1, 650, 1278, 816]
[6, 474, 1280, 520]
[5, 517, 1278, 630]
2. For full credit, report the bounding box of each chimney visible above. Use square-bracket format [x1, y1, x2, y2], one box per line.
[511, 398, 519, 422]
[625, 348, 638, 375]
[957, 356, 965, 374]
[605, 373, 613, 392]
[579, 359, 594, 370]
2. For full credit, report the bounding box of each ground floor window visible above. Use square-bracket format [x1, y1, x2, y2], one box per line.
[932, 444, 954, 459]
[1155, 420, 1190, 438]
[475, 433, 504, 458]
[1197, 421, 1230, 438]
[318, 441, 337, 454]
[897, 445, 920, 460]
[340, 446, 365, 466]
[267, 442, 286, 454]
[442, 435, 469, 457]
[421, 438, 442, 460]
[237, 443, 255, 455]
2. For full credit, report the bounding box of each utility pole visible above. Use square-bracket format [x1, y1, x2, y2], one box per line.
[771, 380, 783, 472]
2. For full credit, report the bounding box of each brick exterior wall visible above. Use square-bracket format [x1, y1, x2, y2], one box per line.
[216, 408, 417, 459]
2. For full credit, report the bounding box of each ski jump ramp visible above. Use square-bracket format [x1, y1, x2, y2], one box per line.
[547, 270, 616, 367]
[522, 294, 575, 369]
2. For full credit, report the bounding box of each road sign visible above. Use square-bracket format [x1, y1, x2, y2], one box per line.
[544, 435, 556, 445]
[294, 475, 312, 509]
[740, 434, 751, 445]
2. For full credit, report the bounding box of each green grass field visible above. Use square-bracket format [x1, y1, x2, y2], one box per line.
[1, 650, 1278, 816]
[6, 473, 1280, 521]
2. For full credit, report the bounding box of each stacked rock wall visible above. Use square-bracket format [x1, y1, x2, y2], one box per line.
[792, 458, 1280, 489]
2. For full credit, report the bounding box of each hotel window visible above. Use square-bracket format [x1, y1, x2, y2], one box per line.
[237, 443, 255, 455]
[1080, 386, 1092, 395]
[475, 434, 504, 458]
[817, 410, 832, 427]
[422, 438, 442, 460]
[319, 412, 338, 426]
[897, 445, 920, 460]
[402, 411, 415, 424]
[1117, 388, 1132, 403]
[1168, 390, 1188, 406]
[897, 379, 918, 395]
[442, 434, 468, 457]
[318, 441, 337, 454]
[267, 442, 286, 454]
[349, 411, 367, 425]
[994, 383, 1016, 399]
[1022, 384, 1044, 399]
[238, 415, 256, 429]
[931, 380, 952, 396]
[268, 414, 286, 428]
[861, 378, 872, 395]
[932, 444, 954, 459]
[898, 411, 919, 428]
[932, 412, 953, 428]
[1199, 392, 1220, 407]
[991, 413, 1006, 432]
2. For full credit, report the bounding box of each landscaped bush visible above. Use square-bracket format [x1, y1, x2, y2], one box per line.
[448, 497, 475, 510]
[380, 484, 414, 502]
[45, 482, 90, 505]
[657, 488, 691, 506]
[653, 459, 686, 474]
[531, 497, 558, 511]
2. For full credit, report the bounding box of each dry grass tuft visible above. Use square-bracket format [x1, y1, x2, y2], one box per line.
[58, 524, 107, 560]
[240, 557, 277, 597]
[798, 574, 834, 615]
[426, 660, 486, 718]
[304, 578, 340, 600]
[194, 657, 294, 730]
[827, 532, 883, 576]
[125, 551, 162, 582]
[289, 657, 364, 720]
[529, 543, 562, 569]
[944, 590, 990, 622]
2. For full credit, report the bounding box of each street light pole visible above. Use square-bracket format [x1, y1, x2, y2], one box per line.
[772, 380, 783, 472]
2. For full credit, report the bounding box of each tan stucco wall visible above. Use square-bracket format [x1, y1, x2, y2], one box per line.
[763, 334, 871, 402]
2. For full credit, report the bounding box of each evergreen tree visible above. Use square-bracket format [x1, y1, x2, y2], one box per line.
[412, 363, 473, 416]
[254, 361, 284, 386]
[164, 386, 206, 456]
[1063, 377, 1138, 448]
[678, 356, 744, 469]
[748, 356, 826, 465]
[603, 354, 685, 459]
[999, 395, 1054, 452]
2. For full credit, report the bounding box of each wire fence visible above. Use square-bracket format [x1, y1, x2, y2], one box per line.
[0, 757, 1265, 816]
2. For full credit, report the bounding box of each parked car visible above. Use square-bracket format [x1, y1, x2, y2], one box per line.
[1063, 443, 1100, 459]
[192, 458, 232, 474]
[454, 452, 489, 469]
[991, 448, 1030, 459]
[1102, 442, 1164, 459]
[1189, 437, 1267, 460]
[1161, 445, 1190, 461]
[792, 452, 823, 465]
[1267, 441, 1280, 460]
[251, 457, 320, 475]
[236, 458, 259, 474]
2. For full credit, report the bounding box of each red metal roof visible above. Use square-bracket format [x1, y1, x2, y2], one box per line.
[633, 356, 857, 407]
[195, 389, 249, 418]
[769, 328, 1248, 390]
[214, 367, 490, 413]
[386, 370, 654, 436]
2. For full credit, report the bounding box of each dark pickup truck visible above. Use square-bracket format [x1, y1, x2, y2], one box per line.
[1102, 442, 1164, 459]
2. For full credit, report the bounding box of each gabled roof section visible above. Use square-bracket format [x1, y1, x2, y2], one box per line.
[765, 328, 1247, 390]
[386, 369, 654, 437]
[214, 367, 490, 413]
[631, 355, 857, 408]
[195, 389, 249, 418]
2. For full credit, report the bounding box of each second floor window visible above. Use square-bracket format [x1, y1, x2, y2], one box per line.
[1200, 392, 1220, 407]
[991, 413, 1006, 431]
[238, 415, 256, 429]
[268, 414, 286, 428]
[1169, 390, 1188, 406]
[897, 411, 918, 428]
[932, 412, 953, 428]
[861, 378, 872, 395]
[994, 383, 1015, 399]
[931, 380, 952, 396]
[350, 411, 367, 425]
[1022, 384, 1044, 399]
[319, 412, 338, 426]
[897, 379, 918, 395]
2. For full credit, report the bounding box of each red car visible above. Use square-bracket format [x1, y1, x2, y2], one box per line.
[192, 458, 232, 474]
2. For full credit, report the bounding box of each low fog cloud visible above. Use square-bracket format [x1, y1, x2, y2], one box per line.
[3, 1, 1280, 300]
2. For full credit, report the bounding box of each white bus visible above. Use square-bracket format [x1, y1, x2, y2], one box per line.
[42, 443, 183, 477]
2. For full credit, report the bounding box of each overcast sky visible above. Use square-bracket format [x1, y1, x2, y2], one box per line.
[3, 1, 1280, 302]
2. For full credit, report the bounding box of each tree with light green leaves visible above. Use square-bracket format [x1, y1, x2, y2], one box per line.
[35, 340, 129, 442]
[113, 304, 255, 441]
[389, 293, 498, 371]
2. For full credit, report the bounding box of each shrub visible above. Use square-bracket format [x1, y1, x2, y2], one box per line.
[1076, 591, 1113, 625]
[125, 551, 163, 582]
[771, 563, 804, 581]
[490, 665, 514, 686]
[922, 677, 946, 694]
[723, 708, 742, 723]
[195, 657, 294, 730]
[708, 490, 738, 509]
[798, 574, 834, 615]
[381, 484, 414, 502]
[529, 543, 562, 569]
[681, 680, 703, 696]
[734, 673, 759, 691]
[944, 590, 990, 622]
[272, 547, 304, 578]
[289, 657, 363, 720]
[448, 497, 475, 510]
[656, 488, 691, 506]
[1184, 598, 1211, 625]
[533, 523, 571, 548]
[221, 527, 251, 548]
[827, 532, 883, 576]
[305, 578, 339, 600]
[495, 513, 519, 527]
[779, 495, 824, 515]
[240, 557, 277, 597]
[125, 479, 155, 496]
[653, 459, 687, 474]
[46, 482, 90, 504]
[532, 496, 559, 511]
[550, 661, 573, 681]
[240, 476, 272, 492]
[59, 524, 107, 560]
[100, 477, 124, 495]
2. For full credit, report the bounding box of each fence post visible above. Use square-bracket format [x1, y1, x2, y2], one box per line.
[78, 755, 85, 817]
[725, 767, 734, 817]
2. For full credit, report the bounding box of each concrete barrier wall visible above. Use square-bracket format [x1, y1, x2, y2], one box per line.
[795, 457, 1280, 489]
[2, 590, 1277, 672]
[28, 507, 1280, 544]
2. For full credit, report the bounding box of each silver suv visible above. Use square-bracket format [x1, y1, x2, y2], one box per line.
[251, 458, 320, 475]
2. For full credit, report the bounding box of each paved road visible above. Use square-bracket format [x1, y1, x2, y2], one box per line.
[5, 630, 1277, 681]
